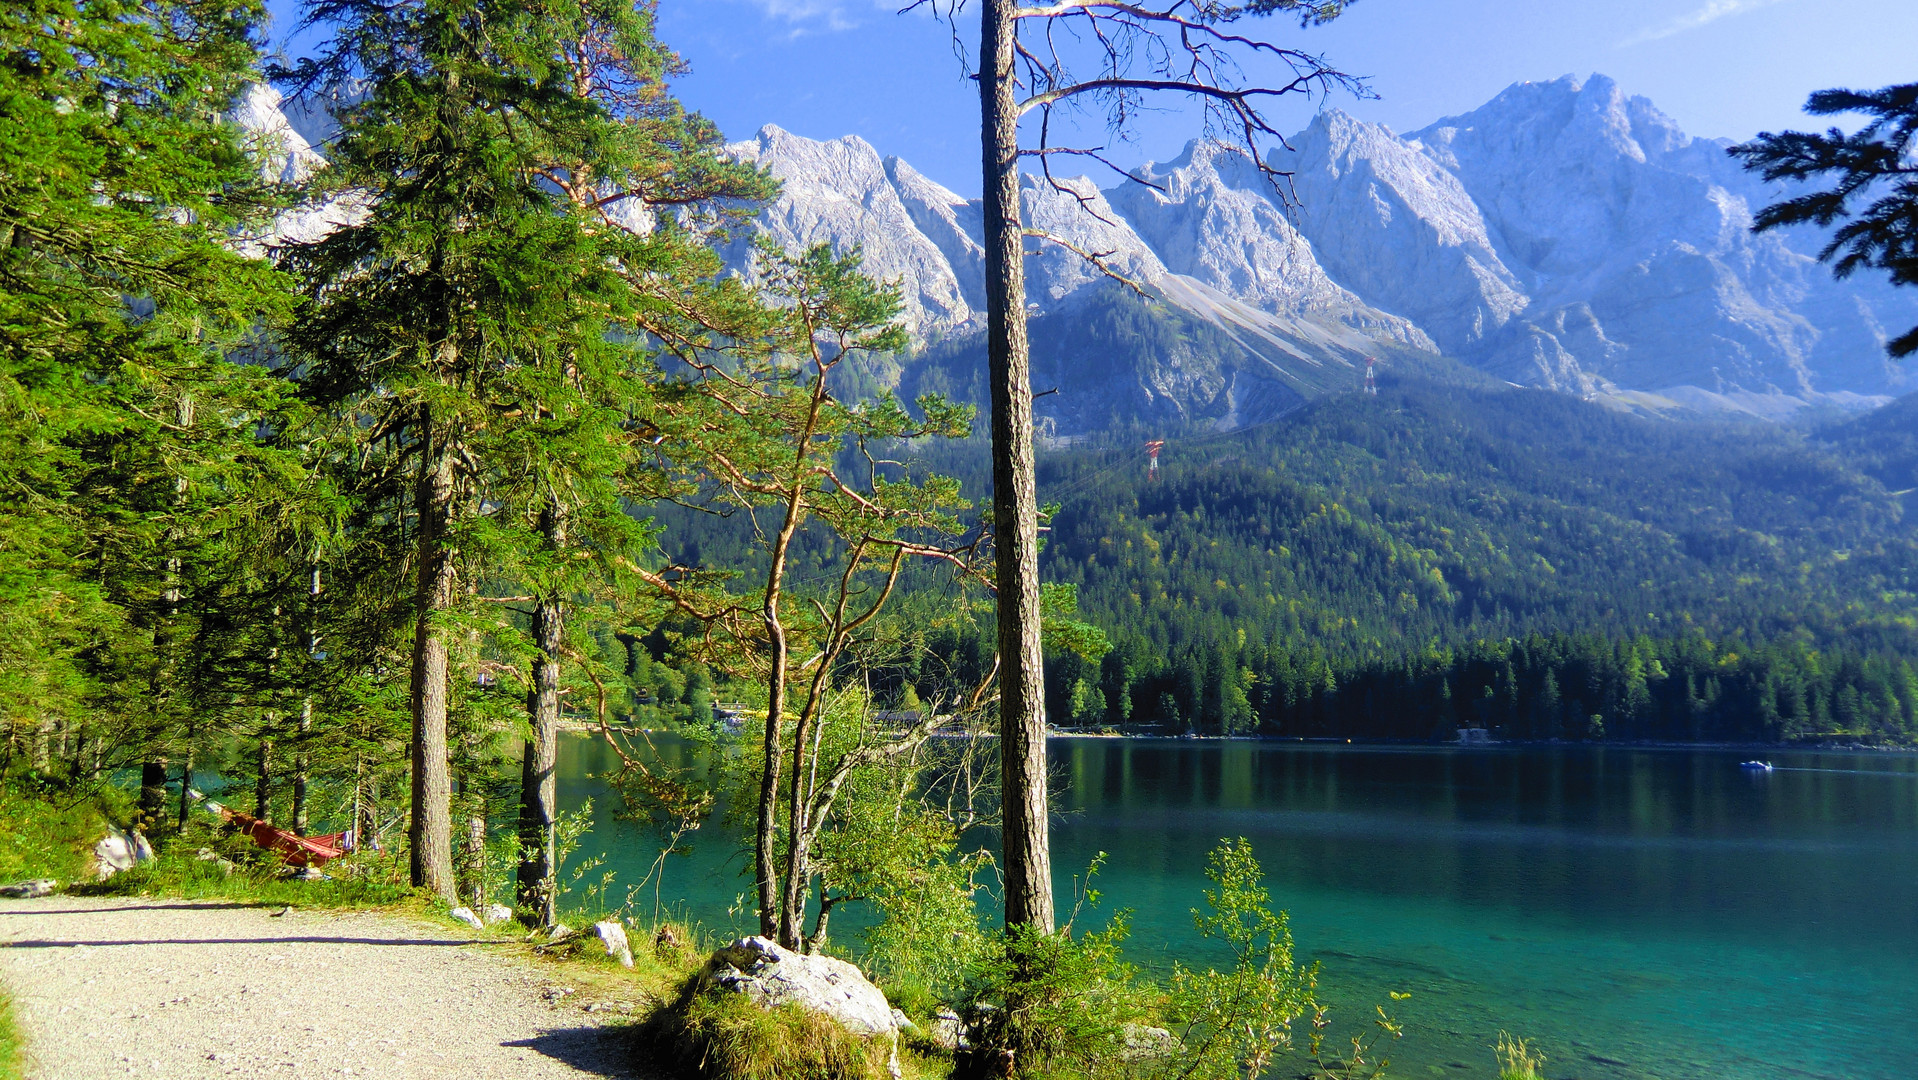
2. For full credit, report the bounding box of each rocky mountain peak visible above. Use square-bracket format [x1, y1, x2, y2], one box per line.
[232, 74, 1912, 425]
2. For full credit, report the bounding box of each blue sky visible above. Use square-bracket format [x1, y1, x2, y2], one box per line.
[265, 0, 1917, 196]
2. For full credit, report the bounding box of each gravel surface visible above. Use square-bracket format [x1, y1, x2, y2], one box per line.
[0, 896, 641, 1079]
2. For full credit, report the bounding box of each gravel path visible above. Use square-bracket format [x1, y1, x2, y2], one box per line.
[0, 896, 643, 1079]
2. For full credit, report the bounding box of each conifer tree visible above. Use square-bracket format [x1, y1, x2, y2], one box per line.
[278, 0, 772, 905]
[1732, 83, 1918, 358]
[0, 0, 294, 782]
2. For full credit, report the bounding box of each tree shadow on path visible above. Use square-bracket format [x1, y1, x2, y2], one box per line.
[503, 1025, 646, 1079]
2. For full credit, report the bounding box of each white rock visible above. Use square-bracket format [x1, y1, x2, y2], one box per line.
[0, 879, 58, 899]
[928, 1009, 965, 1051]
[699, 936, 899, 1039]
[483, 903, 513, 925]
[1109, 139, 1422, 344]
[1403, 73, 1913, 396]
[594, 920, 634, 968]
[448, 906, 484, 930]
[1275, 110, 1529, 358]
[93, 827, 154, 880]
[1121, 1022, 1178, 1060]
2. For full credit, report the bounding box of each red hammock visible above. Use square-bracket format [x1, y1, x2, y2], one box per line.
[223, 811, 351, 868]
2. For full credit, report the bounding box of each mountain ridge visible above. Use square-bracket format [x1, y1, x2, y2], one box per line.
[712, 74, 1914, 423]
[236, 75, 1915, 431]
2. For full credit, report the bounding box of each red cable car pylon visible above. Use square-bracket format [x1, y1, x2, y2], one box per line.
[1144, 439, 1166, 481]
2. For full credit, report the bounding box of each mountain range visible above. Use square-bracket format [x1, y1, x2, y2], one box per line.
[243, 73, 1916, 431]
[716, 73, 1915, 428]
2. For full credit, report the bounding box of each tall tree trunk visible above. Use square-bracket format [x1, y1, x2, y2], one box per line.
[517, 503, 564, 928]
[756, 565, 791, 941]
[409, 416, 457, 902]
[292, 568, 318, 835]
[758, 371, 836, 946]
[254, 734, 273, 819]
[139, 759, 168, 829]
[778, 701, 819, 948]
[462, 811, 488, 910]
[291, 699, 311, 835]
[177, 744, 194, 828]
[981, 0, 1054, 934]
[352, 754, 366, 844]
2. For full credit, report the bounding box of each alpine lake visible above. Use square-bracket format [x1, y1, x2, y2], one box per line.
[554, 733, 1918, 1080]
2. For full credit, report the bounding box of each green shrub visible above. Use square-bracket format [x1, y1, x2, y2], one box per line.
[0, 777, 119, 885]
[1164, 838, 1321, 1080]
[954, 860, 1146, 1080]
[643, 980, 893, 1080]
[953, 842, 1395, 1080]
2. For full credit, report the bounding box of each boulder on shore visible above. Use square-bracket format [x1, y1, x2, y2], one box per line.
[698, 936, 899, 1039]
[595, 920, 634, 968]
[93, 826, 153, 880]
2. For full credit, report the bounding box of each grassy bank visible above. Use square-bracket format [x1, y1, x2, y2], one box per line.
[0, 780, 116, 886]
[0, 988, 21, 1080]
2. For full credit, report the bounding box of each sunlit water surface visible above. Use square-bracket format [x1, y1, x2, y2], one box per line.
[555, 734, 1918, 1080]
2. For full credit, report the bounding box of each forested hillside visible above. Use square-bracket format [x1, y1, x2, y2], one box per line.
[653, 377, 1918, 743]
[1031, 380, 1918, 741]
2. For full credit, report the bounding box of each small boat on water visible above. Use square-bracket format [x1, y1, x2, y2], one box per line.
[1739, 760, 1774, 772]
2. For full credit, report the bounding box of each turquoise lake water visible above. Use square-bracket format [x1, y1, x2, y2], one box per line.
[554, 734, 1918, 1080]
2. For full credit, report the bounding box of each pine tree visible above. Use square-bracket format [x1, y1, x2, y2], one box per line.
[278, 0, 774, 904]
[1732, 83, 1918, 357]
[0, 0, 295, 782]
[278, 0, 574, 899]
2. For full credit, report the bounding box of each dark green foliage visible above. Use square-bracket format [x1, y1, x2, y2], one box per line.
[0, 0, 312, 781]
[957, 917, 1142, 1080]
[1031, 381, 1918, 738]
[648, 378, 1918, 743]
[1252, 631, 1918, 744]
[1731, 83, 1918, 357]
[1820, 391, 1918, 495]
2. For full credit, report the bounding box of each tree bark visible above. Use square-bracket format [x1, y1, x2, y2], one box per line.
[517, 504, 563, 927]
[176, 745, 194, 828]
[756, 545, 793, 941]
[139, 759, 168, 829]
[409, 416, 457, 902]
[756, 373, 832, 944]
[254, 735, 272, 819]
[291, 700, 311, 835]
[981, 0, 1054, 934]
[463, 811, 488, 910]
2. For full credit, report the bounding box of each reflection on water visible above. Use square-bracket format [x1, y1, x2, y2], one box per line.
[557, 734, 1918, 1080]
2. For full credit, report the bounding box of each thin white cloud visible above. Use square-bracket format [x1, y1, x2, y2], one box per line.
[1620, 0, 1789, 46]
[728, 0, 905, 34]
